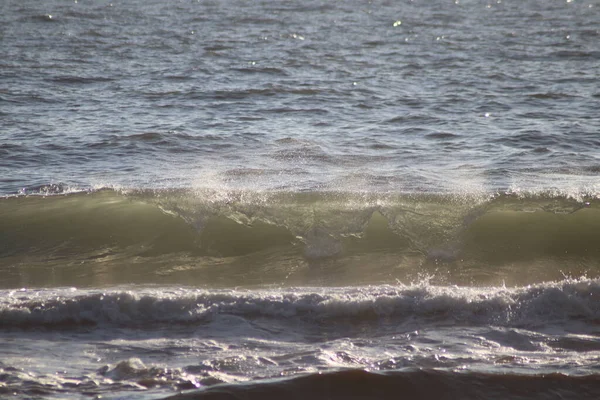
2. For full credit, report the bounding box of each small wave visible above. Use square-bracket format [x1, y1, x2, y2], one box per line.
[527, 92, 579, 100]
[425, 132, 460, 140]
[48, 75, 115, 85]
[548, 50, 600, 60]
[261, 107, 330, 114]
[29, 14, 58, 23]
[230, 66, 288, 76]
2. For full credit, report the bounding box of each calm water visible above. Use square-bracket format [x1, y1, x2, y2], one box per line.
[1, 0, 600, 398]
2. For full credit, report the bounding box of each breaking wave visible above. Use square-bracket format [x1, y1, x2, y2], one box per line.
[1, 188, 599, 287]
[2, 279, 599, 331]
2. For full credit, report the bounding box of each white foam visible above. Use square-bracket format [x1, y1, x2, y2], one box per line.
[2, 279, 599, 330]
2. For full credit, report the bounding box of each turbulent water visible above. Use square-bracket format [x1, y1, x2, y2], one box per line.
[2, 0, 600, 399]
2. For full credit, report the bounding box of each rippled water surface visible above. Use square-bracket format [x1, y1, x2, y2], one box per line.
[2, 0, 599, 194]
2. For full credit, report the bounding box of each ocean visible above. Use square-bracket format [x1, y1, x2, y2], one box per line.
[1, 0, 600, 398]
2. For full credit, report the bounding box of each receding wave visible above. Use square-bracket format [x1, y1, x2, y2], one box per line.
[164, 369, 600, 400]
[1, 188, 599, 287]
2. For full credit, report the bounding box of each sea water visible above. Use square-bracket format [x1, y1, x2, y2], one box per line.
[1, 0, 600, 398]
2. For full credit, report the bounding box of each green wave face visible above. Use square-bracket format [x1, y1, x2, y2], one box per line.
[1, 189, 598, 288]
